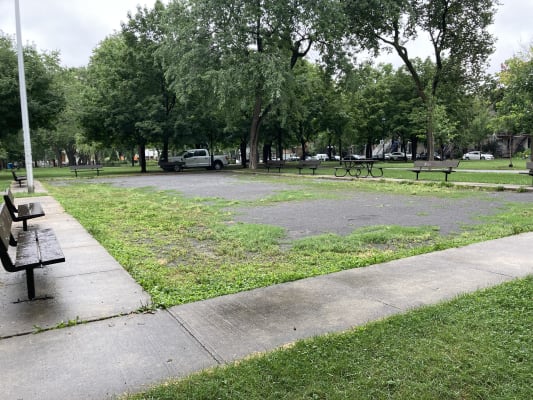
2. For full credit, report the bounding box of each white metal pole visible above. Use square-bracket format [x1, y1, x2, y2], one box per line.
[14, 0, 34, 193]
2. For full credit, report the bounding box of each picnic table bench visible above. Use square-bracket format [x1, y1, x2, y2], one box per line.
[70, 164, 103, 177]
[0, 204, 65, 300]
[334, 159, 383, 178]
[265, 160, 285, 173]
[519, 161, 533, 185]
[409, 160, 460, 182]
[3, 187, 45, 231]
[12, 170, 26, 187]
[297, 159, 321, 175]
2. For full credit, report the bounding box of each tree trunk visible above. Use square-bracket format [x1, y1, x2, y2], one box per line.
[139, 141, 147, 173]
[426, 97, 435, 161]
[240, 138, 247, 168]
[161, 134, 169, 162]
[277, 128, 283, 161]
[263, 143, 272, 162]
[366, 137, 372, 159]
[249, 95, 262, 169]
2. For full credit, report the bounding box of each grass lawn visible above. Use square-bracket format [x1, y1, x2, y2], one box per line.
[41, 174, 533, 307]
[123, 276, 532, 400]
[2, 161, 532, 399]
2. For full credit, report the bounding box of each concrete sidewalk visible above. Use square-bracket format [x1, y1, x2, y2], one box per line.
[1, 185, 532, 399]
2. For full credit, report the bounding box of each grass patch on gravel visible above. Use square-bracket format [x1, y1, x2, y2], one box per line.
[46, 178, 533, 307]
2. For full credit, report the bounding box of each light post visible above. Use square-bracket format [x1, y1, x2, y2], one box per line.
[381, 117, 386, 160]
[14, 0, 34, 193]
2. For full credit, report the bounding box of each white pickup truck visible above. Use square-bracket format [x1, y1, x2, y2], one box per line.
[159, 149, 229, 172]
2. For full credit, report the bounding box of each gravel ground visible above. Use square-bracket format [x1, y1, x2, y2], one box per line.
[98, 171, 533, 239]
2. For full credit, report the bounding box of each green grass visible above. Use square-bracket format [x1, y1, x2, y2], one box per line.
[16, 166, 530, 399]
[44, 175, 533, 307]
[124, 276, 533, 399]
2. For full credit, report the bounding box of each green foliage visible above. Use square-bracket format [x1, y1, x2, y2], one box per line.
[495, 46, 533, 134]
[125, 277, 533, 399]
[344, 0, 498, 158]
[0, 34, 65, 155]
[160, 0, 347, 168]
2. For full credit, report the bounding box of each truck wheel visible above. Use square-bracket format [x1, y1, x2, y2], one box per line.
[213, 161, 223, 170]
[173, 164, 182, 172]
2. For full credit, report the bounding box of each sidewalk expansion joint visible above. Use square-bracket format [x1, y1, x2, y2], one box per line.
[165, 309, 226, 365]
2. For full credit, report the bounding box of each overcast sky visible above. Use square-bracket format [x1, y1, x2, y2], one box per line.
[0, 0, 532, 74]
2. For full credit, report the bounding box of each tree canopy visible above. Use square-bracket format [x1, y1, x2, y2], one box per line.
[0, 33, 65, 162]
[344, 0, 497, 159]
[2, 1, 525, 167]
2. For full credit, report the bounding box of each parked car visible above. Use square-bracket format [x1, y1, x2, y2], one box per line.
[343, 154, 365, 160]
[285, 154, 300, 161]
[159, 149, 228, 171]
[416, 152, 441, 160]
[315, 154, 328, 161]
[385, 151, 406, 161]
[462, 151, 494, 160]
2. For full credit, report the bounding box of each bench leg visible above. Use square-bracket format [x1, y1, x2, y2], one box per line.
[26, 268, 36, 300]
[23, 220, 28, 231]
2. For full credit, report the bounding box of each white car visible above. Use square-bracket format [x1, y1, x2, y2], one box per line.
[385, 151, 406, 161]
[462, 151, 494, 160]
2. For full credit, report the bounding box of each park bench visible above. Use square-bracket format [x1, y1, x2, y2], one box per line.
[297, 159, 321, 175]
[70, 164, 103, 177]
[3, 187, 45, 231]
[265, 160, 285, 172]
[11, 170, 27, 187]
[409, 160, 460, 182]
[0, 204, 65, 300]
[518, 161, 533, 185]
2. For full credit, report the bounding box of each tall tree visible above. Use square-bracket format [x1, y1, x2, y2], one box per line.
[344, 0, 497, 160]
[122, 1, 179, 164]
[162, 0, 345, 169]
[496, 46, 533, 137]
[34, 67, 87, 166]
[0, 34, 65, 152]
[83, 4, 175, 173]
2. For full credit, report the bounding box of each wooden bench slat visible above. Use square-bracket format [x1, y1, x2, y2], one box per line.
[265, 160, 285, 172]
[0, 204, 65, 299]
[3, 187, 46, 230]
[17, 202, 45, 219]
[11, 171, 27, 187]
[70, 165, 103, 177]
[297, 160, 321, 175]
[36, 228, 65, 265]
[15, 231, 41, 269]
[409, 160, 459, 181]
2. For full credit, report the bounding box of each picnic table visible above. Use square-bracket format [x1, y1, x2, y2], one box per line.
[334, 159, 383, 178]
